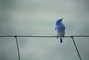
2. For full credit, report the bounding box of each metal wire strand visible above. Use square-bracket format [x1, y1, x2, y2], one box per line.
[14, 36, 20, 60]
[71, 36, 82, 60]
[0, 35, 86, 60]
[0, 35, 89, 37]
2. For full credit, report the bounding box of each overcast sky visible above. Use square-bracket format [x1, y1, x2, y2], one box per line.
[1, 0, 89, 60]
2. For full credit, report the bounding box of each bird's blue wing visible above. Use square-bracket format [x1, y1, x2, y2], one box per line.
[56, 24, 65, 32]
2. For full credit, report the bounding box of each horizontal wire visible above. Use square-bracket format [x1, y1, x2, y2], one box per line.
[1, 35, 84, 60]
[0, 35, 89, 38]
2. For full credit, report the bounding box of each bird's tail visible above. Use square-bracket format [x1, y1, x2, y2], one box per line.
[60, 37, 62, 43]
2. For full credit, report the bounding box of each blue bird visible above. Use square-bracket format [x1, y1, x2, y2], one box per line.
[55, 18, 66, 43]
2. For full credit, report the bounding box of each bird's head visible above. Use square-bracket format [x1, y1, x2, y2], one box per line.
[56, 18, 63, 25]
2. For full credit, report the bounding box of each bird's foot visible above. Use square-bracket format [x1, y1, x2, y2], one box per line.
[57, 36, 58, 39]
[63, 36, 64, 38]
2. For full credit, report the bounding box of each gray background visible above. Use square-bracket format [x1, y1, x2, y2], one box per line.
[0, 0, 89, 60]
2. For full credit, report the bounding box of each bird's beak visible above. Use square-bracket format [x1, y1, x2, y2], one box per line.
[61, 18, 63, 20]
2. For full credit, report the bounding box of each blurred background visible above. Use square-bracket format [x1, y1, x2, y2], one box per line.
[0, 0, 89, 60]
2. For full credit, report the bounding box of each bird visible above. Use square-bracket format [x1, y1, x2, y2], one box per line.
[55, 18, 66, 43]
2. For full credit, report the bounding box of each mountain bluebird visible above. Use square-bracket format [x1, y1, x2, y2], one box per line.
[55, 18, 66, 43]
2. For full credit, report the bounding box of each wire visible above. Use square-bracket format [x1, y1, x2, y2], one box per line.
[1, 35, 87, 60]
[0, 35, 89, 38]
[14, 36, 20, 60]
[71, 36, 82, 60]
